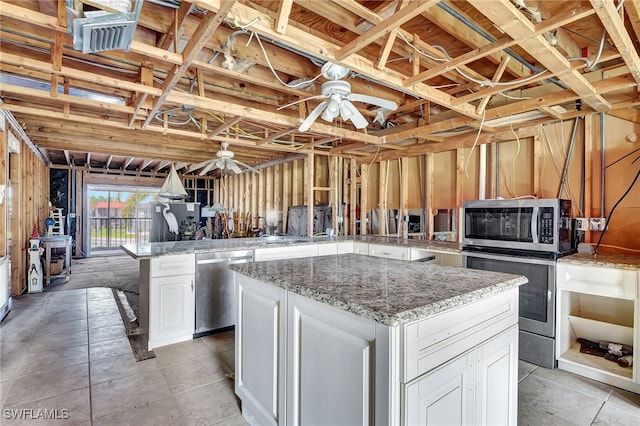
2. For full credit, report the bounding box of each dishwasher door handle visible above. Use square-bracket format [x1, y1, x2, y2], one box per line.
[197, 256, 253, 265]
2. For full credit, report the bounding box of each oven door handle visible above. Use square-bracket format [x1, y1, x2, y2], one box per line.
[531, 206, 539, 244]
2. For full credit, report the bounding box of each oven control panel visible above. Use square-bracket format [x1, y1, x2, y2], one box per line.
[539, 207, 554, 243]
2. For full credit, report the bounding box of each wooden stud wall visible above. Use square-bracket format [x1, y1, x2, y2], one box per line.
[6, 136, 49, 295]
[0, 132, 7, 258]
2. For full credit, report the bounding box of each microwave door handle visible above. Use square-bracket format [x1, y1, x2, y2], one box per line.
[531, 206, 539, 243]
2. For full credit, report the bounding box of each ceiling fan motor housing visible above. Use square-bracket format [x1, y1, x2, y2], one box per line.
[321, 80, 351, 97]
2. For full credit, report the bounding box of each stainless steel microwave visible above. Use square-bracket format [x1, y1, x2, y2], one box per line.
[462, 198, 572, 253]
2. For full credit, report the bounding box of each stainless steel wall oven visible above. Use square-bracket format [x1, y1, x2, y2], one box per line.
[462, 198, 574, 369]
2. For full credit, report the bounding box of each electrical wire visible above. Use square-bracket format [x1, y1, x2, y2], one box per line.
[253, 33, 323, 89]
[594, 165, 640, 255]
[587, 243, 640, 253]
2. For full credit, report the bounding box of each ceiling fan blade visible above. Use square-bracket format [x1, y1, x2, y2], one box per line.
[299, 101, 328, 132]
[187, 159, 212, 173]
[277, 94, 326, 110]
[228, 161, 243, 174]
[233, 159, 260, 174]
[343, 101, 368, 129]
[348, 93, 398, 111]
[198, 161, 217, 176]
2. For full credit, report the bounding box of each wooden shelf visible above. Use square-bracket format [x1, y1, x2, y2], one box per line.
[559, 342, 633, 380]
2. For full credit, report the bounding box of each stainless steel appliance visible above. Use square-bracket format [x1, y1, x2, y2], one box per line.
[462, 198, 574, 369]
[195, 250, 253, 337]
[463, 198, 572, 253]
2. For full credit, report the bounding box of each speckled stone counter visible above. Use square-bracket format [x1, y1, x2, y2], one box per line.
[559, 253, 640, 270]
[230, 254, 526, 326]
[121, 236, 461, 259]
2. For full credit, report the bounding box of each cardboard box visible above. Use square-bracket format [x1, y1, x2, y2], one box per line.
[50, 259, 63, 275]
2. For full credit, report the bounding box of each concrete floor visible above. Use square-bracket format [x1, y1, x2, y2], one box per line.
[1, 286, 640, 425]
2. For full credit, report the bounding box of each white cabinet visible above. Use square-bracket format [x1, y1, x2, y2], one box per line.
[404, 326, 518, 426]
[556, 262, 640, 394]
[235, 272, 519, 425]
[235, 275, 286, 426]
[337, 241, 354, 254]
[254, 244, 318, 262]
[146, 254, 195, 350]
[368, 243, 409, 260]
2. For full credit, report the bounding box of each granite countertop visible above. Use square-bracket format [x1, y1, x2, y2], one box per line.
[121, 236, 461, 259]
[559, 253, 640, 270]
[230, 254, 526, 326]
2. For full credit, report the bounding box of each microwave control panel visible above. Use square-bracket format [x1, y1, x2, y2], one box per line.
[539, 207, 554, 243]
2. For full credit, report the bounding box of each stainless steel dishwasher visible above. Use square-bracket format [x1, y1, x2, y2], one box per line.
[195, 250, 253, 337]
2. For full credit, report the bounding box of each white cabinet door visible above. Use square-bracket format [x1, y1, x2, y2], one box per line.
[148, 273, 195, 349]
[337, 241, 354, 254]
[287, 293, 377, 426]
[235, 275, 286, 426]
[404, 351, 475, 426]
[254, 244, 318, 262]
[353, 242, 369, 255]
[474, 325, 518, 426]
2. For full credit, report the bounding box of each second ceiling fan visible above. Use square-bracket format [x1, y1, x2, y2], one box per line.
[281, 62, 399, 132]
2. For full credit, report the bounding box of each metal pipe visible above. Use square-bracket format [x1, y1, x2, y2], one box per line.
[437, 2, 567, 90]
[495, 143, 500, 198]
[479, 144, 487, 200]
[558, 117, 581, 198]
[600, 112, 606, 216]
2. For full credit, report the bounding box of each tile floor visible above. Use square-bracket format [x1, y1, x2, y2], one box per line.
[1, 288, 640, 425]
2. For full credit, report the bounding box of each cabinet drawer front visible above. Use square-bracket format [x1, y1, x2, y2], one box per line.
[337, 241, 354, 254]
[254, 245, 318, 262]
[368, 244, 408, 260]
[557, 264, 637, 299]
[317, 243, 338, 256]
[352, 242, 368, 255]
[404, 289, 518, 382]
[151, 254, 195, 277]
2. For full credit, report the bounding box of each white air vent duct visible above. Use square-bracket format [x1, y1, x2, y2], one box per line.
[67, 0, 143, 54]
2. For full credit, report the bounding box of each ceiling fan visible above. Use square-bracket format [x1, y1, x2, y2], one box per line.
[187, 142, 259, 175]
[280, 62, 399, 132]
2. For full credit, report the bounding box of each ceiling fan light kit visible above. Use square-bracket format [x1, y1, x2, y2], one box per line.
[296, 62, 399, 132]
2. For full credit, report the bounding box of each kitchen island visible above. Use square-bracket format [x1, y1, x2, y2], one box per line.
[230, 254, 527, 426]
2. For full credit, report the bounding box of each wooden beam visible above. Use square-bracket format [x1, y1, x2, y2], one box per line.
[624, 0, 640, 47]
[467, 0, 610, 112]
[143, 0, 237, 128]
[256, 129, 295, 145]
[477, 56, 511, 114]
[194, 0, 479, 119]
[64, 150, 71, 166]
[276, 0, 294, 34]
[336, 0, 439, 60]
[105, 155, 113, 169]
[590, 0, 640, 84]
[158, 1, 194, 50]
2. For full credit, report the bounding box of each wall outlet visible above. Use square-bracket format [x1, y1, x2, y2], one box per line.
[68, 212, 76, 218]
[589, 217, 606, 231]
[574, 218, 588, 231]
